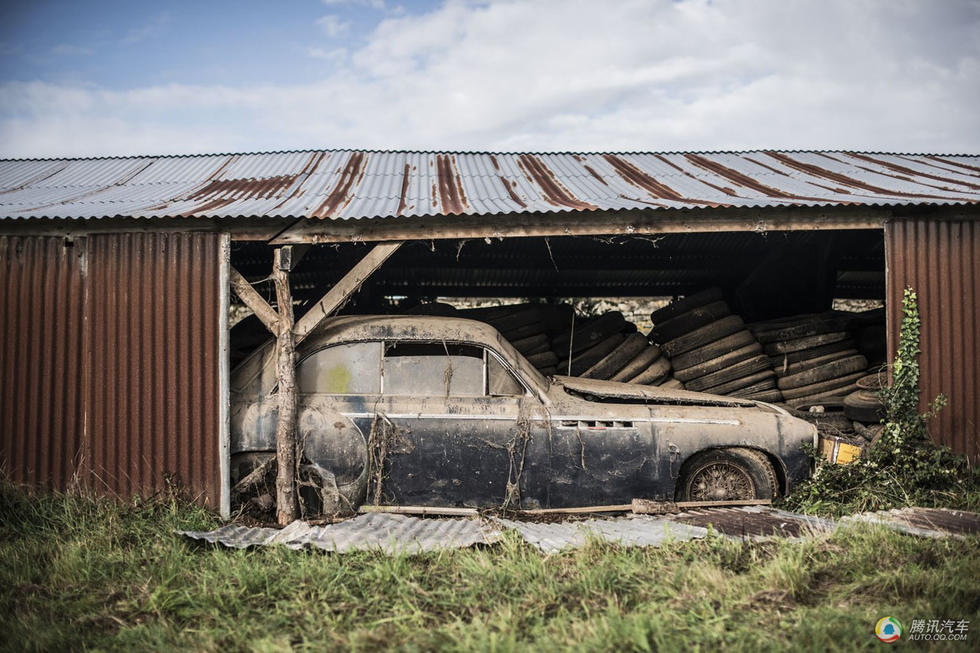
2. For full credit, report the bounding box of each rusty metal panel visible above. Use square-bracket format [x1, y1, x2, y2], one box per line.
[1, 150, 978, 221]
[83, 233, 221, 506]
[0, 236, 86, 489]
[885, 218, 980, 460]
[1, 233, 222, 507]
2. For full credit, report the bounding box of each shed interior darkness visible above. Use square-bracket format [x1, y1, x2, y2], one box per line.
[229, 229, 885, 365]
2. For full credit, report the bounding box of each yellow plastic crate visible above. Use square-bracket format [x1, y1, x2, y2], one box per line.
[818, 434, 863, 465]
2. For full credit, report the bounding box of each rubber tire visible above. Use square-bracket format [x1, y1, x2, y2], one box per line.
[856, 370, 887, 391]
[562, 332, 625, 376]
[610, 345, 662, 382]
[844, 390, 885, 423]
[684, 354, 773, 392]
[765, 331, 851, 356]
[487, 306, 544, 333]
[700, 369, 776, 396]
[650, 300, 731, 344]
[786, 385, 859, 409]
[655, 377, 684, 389]
[675, 447, 777, 501]
[629, 356, 672, 384]
[730, 377, 779, 397]
[777, 354, 868, 391]
[780, 370, 867, 401]
[651, 287, 723, 324]
[671, 330, 757, 371]
[537, 366, 557, 376]
[583, 332, 649, 380]
[501, 321, 548, 343]
[740, 389, 784, 403]
[552, 312, 626, 356]
[751, 313, 852, 344]
[526, 350, 559, 368]
[768, 339, 857, 368]
[773, 348, 860, 377]
[511, 333, 549, 354]
[662, 315, 745, 358]
[787, 407, 853, 434]
[674, 342, 763, 382]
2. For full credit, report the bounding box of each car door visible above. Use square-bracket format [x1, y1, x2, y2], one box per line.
[294, 340, 382, 510]
[376, 341, 550, 509]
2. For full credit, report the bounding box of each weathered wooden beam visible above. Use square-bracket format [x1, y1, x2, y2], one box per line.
[293, 241, 403, 345]
[272, 247, 298, 525]
[265, 205, 938, 244]
[229, 266, 279, 334]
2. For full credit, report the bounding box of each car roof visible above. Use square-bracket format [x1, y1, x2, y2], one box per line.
[309, 314, 509, 347]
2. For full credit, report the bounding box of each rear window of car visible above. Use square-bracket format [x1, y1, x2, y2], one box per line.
[383, 342, 484, 396]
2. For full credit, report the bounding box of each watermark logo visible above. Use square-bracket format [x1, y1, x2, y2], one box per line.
[875, 617, 903, 644]
[908, 619, 970, 642]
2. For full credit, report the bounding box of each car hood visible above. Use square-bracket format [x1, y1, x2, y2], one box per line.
[552, 375, 760, 408]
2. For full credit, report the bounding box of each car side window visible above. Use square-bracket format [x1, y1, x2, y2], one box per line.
[297, 342, 381, 394]
[488, 354, 524, 397]
[383, 342, 484, 397]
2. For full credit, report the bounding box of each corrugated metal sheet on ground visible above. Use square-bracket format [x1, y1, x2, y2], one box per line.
[841, 507, 980, 539]
[1, 150, 978, 221]
[668, 506, 836, 539]
[491, 515, 708, 553]
[180, 513, 502, 553]
[179, 506, 978, 555]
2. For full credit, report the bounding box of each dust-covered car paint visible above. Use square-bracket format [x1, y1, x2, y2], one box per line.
[231, 315, 816, 512]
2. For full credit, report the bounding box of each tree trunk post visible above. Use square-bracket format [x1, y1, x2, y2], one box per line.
[272, 247, 298, 525]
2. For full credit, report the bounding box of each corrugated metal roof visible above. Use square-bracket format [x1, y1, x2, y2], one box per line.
[1, 150, 978, 221]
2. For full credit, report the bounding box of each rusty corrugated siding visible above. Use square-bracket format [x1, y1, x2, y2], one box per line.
[1, 236, 86, 489]
[886, 218, 980, 460]
[0, 233, 221, 506]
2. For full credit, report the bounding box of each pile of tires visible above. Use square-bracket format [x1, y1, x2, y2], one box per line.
[750, 312, 869, 409]
[649, 288, 781, 402]
[456, 302, 573, 376]
[549, 311, 680, 387]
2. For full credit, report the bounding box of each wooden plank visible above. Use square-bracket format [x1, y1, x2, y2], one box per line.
[229, 266, 279, 334]
[358, 505, 479, 517]
[293, 241, 402, 345]
[267, 205, 918, 244]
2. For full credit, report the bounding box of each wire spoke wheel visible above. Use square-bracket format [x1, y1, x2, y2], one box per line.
[687, 461, 755, 501]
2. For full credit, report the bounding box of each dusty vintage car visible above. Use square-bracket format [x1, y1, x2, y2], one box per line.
[231, 315, 817, 512]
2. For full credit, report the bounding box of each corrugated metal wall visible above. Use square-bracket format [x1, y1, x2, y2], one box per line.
[886, 218, 979, 461]
[0, 233, 222, 506]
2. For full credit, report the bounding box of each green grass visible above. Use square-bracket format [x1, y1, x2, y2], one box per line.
[2, 483, 978, 652]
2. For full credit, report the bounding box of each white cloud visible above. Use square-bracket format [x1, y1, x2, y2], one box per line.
[2, 0, 979, 158]
[315, 14, 351, 37]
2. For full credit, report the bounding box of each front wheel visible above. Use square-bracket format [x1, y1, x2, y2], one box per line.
[675, 447, 777, 501]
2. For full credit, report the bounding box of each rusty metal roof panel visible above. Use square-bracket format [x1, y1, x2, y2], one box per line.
[2, 150, 978, 220]
[841, 507, 980, 539]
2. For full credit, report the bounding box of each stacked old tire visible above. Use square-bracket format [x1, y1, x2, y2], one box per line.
[550, 311, 679, 387]
[750, 312, 871, 410]
[454, 302, 572, 376]
[650, 288, 780, 402]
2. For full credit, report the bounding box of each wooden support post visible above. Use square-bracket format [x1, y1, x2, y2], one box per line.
[272, 247, 298, 525]
[294, 242, 402, 345]
[228, 242, 401, 525]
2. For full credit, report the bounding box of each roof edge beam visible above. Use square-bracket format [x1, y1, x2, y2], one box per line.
[270, 206, 903, 244]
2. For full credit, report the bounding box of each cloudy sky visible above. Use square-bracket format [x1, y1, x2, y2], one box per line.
[1, 0, 978, 158]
